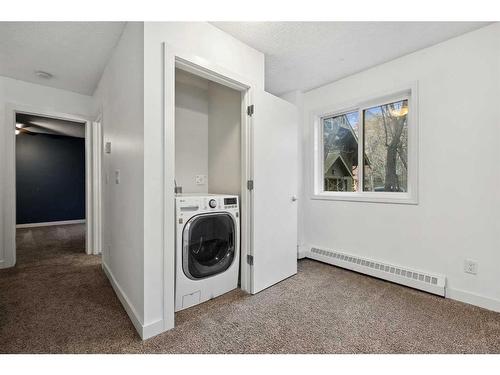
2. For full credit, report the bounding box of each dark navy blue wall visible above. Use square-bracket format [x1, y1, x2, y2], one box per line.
[16, 133, 86, 224]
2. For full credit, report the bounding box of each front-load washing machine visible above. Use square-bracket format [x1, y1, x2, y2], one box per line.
[175, 194, 240, 311]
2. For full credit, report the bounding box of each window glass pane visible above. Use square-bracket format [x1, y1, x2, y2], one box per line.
[363, 99, 408, 192]
[322, 111, 360, 192]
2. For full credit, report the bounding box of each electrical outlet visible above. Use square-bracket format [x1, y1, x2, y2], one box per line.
[464, 259, 478, 275]
[195, 175, 207, 185]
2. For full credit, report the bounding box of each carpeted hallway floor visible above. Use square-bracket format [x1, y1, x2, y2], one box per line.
[2, 224, 500, 353]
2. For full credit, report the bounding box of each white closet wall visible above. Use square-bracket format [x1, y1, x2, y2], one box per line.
[208, 82, 241, 195]
[175, 69, 241, 196]
[175, 69, 209, 194]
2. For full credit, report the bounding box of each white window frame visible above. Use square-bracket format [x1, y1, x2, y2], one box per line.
[312, 83, 418, 204]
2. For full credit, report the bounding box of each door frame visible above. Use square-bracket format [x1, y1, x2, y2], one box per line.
[163, 43, 254, 329]
[92, 112, 103, 255]
[1, 103, 102, 268]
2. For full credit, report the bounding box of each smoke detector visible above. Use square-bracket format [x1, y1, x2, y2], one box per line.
[35, 70, 53, 79]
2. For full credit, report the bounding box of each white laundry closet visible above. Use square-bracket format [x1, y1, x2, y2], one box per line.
[174, 68, 243, 311]
[166, 52, 299, 325]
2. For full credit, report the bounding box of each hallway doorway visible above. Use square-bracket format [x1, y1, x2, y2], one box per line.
[1, 105, 103, 268]
[15, 112, 89, 262]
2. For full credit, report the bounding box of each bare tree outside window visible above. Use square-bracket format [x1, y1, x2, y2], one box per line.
[363, 100, 408, 192]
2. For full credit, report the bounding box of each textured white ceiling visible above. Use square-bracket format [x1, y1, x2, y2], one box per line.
[0, 22, 125, 95]
[211, 22, 491, 95]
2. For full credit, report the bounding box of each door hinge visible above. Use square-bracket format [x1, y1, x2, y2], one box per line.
[247, 104, 254, 116]
[247, 180, 254, 190]
[247, 254, 254, 266]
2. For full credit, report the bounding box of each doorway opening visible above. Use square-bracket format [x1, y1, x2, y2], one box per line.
[172, 62, 251, 313]
[14, 111, 95, 266]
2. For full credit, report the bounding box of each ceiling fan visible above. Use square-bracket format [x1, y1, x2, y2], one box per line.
[15, 123, 37, 136]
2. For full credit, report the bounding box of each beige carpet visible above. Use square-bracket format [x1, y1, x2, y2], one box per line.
[2, 224, 500, 353]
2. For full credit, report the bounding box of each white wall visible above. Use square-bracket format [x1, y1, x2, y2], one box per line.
[175, 70, 241, 196]
[175, 69, 209, 194]
[300, 23, 500, 311]
[93, 22, 145, 331]
[0, 76, 94, 268]
[207, 81, 241, 195]
[143, 22, 264, 337]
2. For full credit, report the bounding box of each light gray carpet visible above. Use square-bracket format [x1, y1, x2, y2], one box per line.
[2, 224, 500, 353]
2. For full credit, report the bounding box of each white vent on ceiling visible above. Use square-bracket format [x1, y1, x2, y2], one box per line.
[309, 247, 446, 296]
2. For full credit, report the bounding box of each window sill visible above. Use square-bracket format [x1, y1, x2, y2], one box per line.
[311, 192, 418, 205]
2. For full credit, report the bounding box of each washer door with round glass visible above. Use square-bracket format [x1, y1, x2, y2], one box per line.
[183, 213, 236, 279]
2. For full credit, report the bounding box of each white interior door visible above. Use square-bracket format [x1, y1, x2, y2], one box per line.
[250, 90, 298, 294]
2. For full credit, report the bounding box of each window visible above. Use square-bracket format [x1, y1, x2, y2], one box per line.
[322, 111, 359, 192]
[363, 99, 408, 193]
[313, 86, 417, 204]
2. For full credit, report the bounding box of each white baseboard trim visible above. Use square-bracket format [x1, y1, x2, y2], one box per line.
[16, 219, 86, 228]
[143, 319, 166, 340]
[446, 287, 500, 313]
[0, 258, 15, 269]
[297, 246, 308, 260]
[298, 251, 308, 260]
[102, 262, 145, 339]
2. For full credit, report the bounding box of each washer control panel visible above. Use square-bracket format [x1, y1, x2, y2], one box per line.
[223, 196, 238, 209]
[176, 195, 239, 212]
[204, 196, 239, 210]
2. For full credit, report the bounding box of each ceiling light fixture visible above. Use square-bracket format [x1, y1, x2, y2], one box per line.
[34, 70, 53, 79]
[15, 129, 20, 135]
